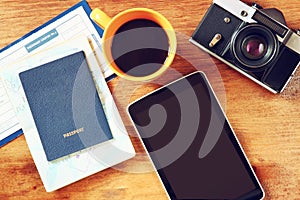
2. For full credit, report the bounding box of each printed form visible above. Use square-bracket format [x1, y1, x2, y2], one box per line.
[0, 5, 112, 143]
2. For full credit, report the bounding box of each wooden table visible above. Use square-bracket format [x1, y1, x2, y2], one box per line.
[0, 0, 299, 199]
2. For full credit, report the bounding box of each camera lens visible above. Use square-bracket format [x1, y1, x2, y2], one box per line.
[232, 24, 278, 70]
[242, 36, 267, 60]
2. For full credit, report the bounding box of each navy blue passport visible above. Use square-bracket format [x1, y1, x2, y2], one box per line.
[19, 51, 113, 161]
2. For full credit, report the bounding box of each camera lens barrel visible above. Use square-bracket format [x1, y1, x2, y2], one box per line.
[232, 24, 278, 70]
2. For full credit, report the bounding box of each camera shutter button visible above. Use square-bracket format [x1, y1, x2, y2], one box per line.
[241, 10, 248, 17]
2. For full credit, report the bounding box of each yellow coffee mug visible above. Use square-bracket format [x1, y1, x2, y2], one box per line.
[90, 8, 177, 81]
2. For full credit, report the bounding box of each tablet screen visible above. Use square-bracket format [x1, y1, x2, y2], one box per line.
[128, 71, 264, 200]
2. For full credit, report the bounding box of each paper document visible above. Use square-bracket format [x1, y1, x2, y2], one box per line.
[0, 1, 113, 146]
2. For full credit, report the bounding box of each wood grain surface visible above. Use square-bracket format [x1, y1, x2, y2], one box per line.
[0, 0, 299, 199]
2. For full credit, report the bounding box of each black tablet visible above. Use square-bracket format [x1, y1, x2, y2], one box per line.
[127, 71, 264, 200]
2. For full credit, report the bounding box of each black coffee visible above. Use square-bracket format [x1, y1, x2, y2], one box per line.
[111, 19, 169, 77]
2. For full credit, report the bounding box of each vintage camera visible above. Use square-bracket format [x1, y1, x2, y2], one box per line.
[190, 0, 300, 93]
